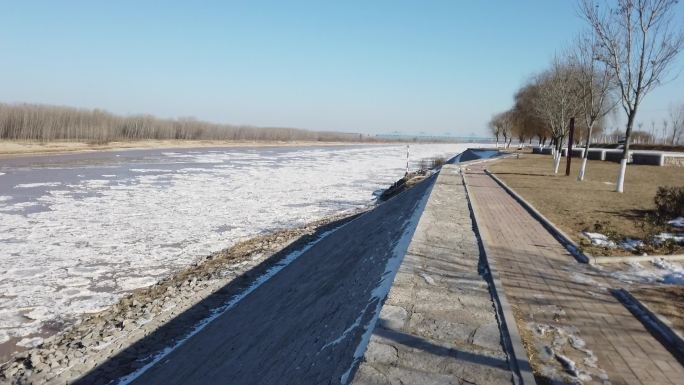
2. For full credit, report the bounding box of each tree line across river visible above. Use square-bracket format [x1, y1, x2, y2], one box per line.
[0, 102, 375, 144]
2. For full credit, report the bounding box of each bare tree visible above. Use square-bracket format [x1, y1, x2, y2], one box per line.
[489, 115, 503, 148]
[571, 33, 617, 181]
[499, 111, 515, 148]
[511, 84, 549, 148]
[531, 58, 585, 173]
[580, 0, 684, 192]
[670, 103, 684, 144]
[490, 112, 515, 148]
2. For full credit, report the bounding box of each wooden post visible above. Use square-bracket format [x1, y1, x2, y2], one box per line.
[565, 118, 575, 176]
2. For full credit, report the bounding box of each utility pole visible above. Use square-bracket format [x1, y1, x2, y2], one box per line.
[565, 118, 575, 176]
[405, 145, 410, 176]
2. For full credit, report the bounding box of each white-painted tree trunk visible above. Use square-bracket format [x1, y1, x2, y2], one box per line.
[615, 159, 627, 193]
[577, 157, 588, 181]
[553, 153, 562, 174]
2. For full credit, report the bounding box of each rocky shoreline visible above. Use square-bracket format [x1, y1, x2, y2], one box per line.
[0, 210, 362, 385]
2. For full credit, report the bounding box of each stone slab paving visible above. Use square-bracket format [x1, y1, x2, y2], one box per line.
[464, 164, 684, 385]
[352, 165, 515, 385]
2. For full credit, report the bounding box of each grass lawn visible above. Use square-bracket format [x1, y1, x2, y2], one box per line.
[488, 153, 684, 256]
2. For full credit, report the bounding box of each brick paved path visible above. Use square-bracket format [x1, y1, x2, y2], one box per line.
[465, 165, 683, 385]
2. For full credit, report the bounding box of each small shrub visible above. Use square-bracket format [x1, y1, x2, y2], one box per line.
[654, 186, 684, 220]
[432, 156, 446, 169]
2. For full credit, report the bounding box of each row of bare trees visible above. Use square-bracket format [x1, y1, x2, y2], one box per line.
[492, 0, 683, 193]
[0, 103, 373, 143]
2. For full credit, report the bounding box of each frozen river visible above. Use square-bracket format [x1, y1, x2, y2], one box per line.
[0, 143, 478, 351]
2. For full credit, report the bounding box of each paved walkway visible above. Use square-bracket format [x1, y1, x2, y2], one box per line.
[464, 164, 683, 385]
[353, 165, 515, 385]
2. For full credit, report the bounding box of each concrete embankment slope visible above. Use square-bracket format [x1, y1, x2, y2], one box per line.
[100, 174, 436, 385]
[352, 164, 515, 385]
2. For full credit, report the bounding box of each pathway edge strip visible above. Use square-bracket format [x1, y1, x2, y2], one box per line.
[611, 288, 684, 365]
[461, 170, 537, 385]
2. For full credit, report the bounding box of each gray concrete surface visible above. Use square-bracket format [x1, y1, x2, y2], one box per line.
[95, 175, 436, 385]
[352, 165, 514, 385]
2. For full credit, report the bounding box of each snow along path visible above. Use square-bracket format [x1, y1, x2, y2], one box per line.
[77, 174, 436, 385]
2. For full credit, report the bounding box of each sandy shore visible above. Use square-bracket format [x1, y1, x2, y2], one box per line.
[0, 139, 397, 158]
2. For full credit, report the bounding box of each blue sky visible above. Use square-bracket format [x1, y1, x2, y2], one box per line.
[1, 1, 682, 136]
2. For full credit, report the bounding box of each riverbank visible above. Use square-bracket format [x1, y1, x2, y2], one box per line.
[0, 209, 363, 383]
[0, 139, 411, 158]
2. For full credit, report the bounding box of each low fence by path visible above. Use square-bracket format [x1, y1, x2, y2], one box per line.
[531, 147, 684, 166]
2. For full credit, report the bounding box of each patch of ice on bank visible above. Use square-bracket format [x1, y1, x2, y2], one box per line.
[16, 337, 43, 348]
[116, 276, 159, 291]
[64, 292, 119, 314]
[0, 195, 11, 202]
[668, 217, 684, 228]
[582, 232, 616, 248]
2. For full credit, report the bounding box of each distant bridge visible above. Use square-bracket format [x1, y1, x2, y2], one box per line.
[374, 134, 495, 143]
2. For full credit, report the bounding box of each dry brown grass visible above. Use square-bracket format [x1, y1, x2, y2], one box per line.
[488, 153, 684, 256]
[630, 285, 684, 336]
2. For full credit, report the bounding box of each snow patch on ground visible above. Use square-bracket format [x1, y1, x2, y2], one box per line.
[654, 232, 684, 245]
[608, 259, 684, 285]
[16, 337, 43, 349]
[581, 232, 616, 248]
[668, 217, 684, 228]
[527, 322, 608, 384]
[619, 238, 644, 252]
[652, 258, 684, 285]
[419, 272, 435, 285]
